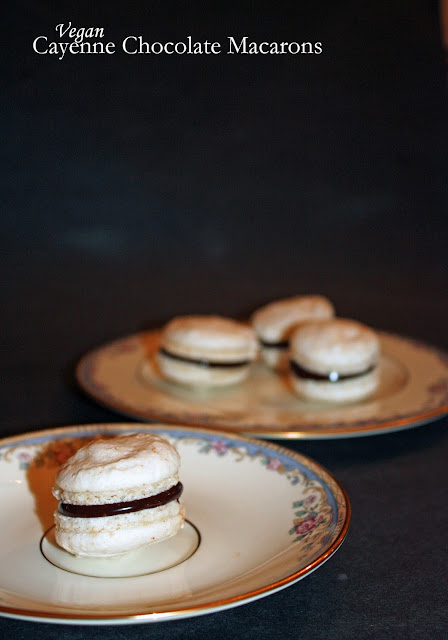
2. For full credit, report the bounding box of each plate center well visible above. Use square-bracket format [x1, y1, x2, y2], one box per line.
[40, 521, 200, 578]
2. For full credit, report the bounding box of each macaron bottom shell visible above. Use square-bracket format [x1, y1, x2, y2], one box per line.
[290, 367, 379, 403]
[54, 501, 185, 558]
[157, 351, 252, 387]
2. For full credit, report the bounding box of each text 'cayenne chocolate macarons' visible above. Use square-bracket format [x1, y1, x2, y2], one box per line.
[52, 433, 185, 558]
[157, 315, 258, 387]
[251, 295, 335, 370]
[289, 318, 380, 403]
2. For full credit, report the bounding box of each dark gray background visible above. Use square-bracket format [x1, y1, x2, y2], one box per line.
[1, 1, 447, 638]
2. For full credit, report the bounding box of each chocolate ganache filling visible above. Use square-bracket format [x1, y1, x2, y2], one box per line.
[259, 338, 289, 349]
[59, 482, 183, 518]
[290, 361, 376, 382]
[159, 347, 249, 368]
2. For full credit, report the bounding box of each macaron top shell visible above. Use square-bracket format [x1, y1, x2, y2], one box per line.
[290, 318, 380, 375]
[252, 295, 334, 342]
[53, 433, 180, 497]
[160, 315, 258, 362]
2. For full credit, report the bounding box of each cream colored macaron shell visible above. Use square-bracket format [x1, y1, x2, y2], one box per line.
[53, 433, 184, 558]
[289, 319, 380, 403]
[158, 315, 258, 387]
[251, 295, 335, 369]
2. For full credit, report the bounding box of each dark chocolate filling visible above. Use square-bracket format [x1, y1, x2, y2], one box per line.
[58, 482, 183, 518]
[159, 347, 250, 368]
[290, 361, 376, 382]
[259, 338, 289, 349]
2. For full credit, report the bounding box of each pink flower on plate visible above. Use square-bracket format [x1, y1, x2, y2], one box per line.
[113, 340, 138, 354]
[17, 450, 33, 470]
[428, 380, 448, 394]
[303, 494, 317, 506]
[212, 440, 228, 456]
[267, 458, 282, 471]
[295, 514, 322, 535]
[18, 451, 32, 462]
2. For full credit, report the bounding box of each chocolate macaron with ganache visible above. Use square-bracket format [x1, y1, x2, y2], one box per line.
[157, 315, 258, 387]
[251, 295, 335, 370]
[52, 433, 184, 558]
[289, 318, 380, 403]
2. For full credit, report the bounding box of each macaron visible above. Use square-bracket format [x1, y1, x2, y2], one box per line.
[52, 433, 184, 558]
[289, 318, 380, 403]
[157, 315, 258, 387]
[251, 295, 335, 370]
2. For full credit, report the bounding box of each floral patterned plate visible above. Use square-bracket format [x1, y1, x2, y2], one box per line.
[76, 330, 448, 438]
[0, 423, 349, 625]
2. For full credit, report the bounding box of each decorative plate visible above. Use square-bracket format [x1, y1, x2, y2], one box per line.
[0, 424, 349, 625]
[76, 330, 448, 438]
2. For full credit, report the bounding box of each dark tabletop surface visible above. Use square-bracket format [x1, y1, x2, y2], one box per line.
[1, 1, 447, 638]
